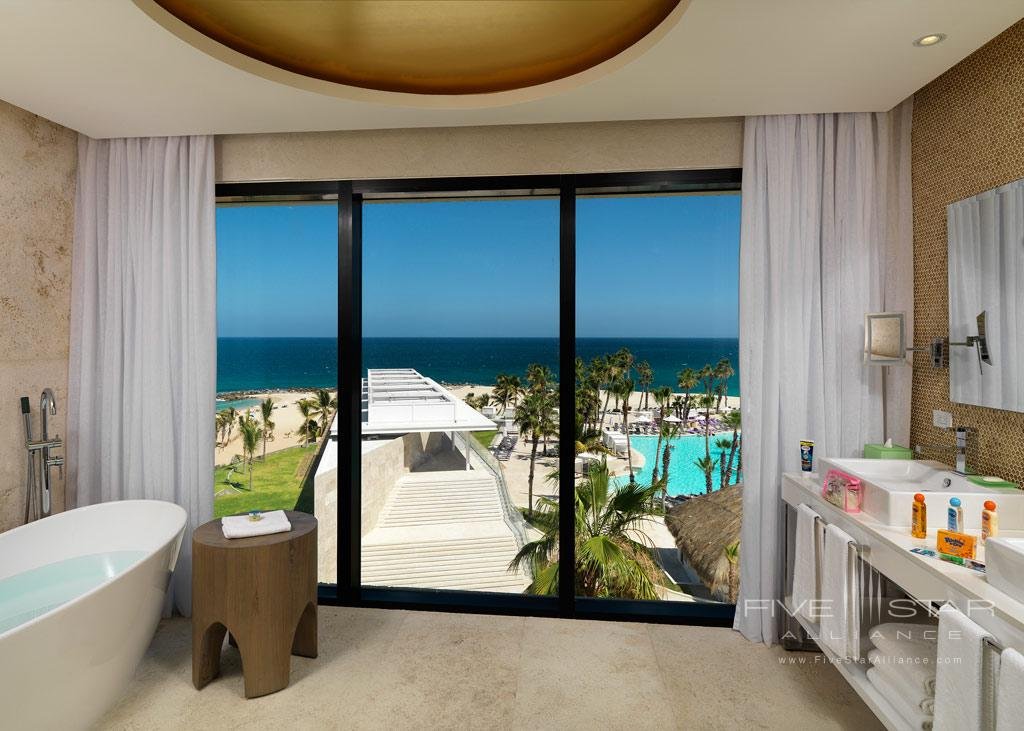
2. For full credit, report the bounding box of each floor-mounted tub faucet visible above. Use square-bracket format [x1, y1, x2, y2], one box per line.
[22, 390, 63, 521]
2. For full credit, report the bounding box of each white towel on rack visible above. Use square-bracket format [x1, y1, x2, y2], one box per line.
[867, 667, 934, 730]
[868, 649, 935, 713]
[995, 647, 1024, 731]
[792, 504, 823, 622]
[819, 523, 860, 660]
[933, 604, 994, 731]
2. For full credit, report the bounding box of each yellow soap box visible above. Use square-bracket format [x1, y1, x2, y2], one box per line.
[937, 529, 976, 559]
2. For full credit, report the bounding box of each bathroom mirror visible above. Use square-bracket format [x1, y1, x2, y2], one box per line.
[864, 312, 907, 365]
[947, 177, 1024, 412]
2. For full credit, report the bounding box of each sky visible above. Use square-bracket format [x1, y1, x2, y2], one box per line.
[216, 193, 740, 338]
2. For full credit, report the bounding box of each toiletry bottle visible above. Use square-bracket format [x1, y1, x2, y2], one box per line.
[947, 497, 964, 532]
[982, 500, 998, 542]
[912, 493, 927, 539]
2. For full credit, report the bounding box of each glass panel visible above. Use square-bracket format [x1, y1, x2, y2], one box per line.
[575, 192, 742, 603]
[214, 201, 338, 585]
[361, 195, 559, 595]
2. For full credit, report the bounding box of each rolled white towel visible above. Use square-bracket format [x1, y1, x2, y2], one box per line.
[221, 510, 292, 539]
[869, 622, 939, 695]
[868, 649, 935, 714]
[867, 666, 933, 730]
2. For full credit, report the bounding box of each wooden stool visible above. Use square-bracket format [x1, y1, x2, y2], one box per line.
[192, 511, 318, 698]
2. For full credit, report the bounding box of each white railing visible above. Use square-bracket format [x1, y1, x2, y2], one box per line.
[453, 431, 532, 576]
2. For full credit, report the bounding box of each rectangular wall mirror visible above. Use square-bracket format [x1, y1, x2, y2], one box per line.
[948, 177, 1024, 412]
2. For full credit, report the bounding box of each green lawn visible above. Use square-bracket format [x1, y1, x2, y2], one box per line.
[213, 445, 316, 518]
[472, 430, 498, 448]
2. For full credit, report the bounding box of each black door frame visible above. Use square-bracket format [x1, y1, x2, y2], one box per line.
[216, 168, 741, 626]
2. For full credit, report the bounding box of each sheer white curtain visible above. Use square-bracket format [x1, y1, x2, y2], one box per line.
[67, 135, 216, 616]
[734, 100, 912, 643]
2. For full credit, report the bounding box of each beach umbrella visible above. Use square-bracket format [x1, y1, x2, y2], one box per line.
[663, 415, 682, 423]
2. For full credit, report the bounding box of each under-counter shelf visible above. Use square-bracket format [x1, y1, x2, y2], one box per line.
[783, 597, 913, 731]
[782, 471, 1024, 650]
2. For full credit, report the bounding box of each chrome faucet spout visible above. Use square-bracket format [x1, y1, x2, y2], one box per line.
[915, 426, 971, 476]
[40, 388, 56, 440]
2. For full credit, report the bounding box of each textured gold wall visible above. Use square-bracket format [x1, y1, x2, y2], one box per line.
[0, 99, 76, 530]
[911, 19, 1024, 485]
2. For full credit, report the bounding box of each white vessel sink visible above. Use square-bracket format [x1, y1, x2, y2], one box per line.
[985, 537, 1024, 604]
[817, 457, 1024, 530]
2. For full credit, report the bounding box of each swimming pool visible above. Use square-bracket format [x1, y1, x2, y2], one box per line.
[216, 397, 262, 412]
[616, 432, 741, 497]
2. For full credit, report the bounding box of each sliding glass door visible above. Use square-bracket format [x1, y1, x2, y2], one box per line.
[215, 171, 741, 622]
[214, 199, 338, 585]
[360, 193, 560, 596]
[575, 192, 742, 605]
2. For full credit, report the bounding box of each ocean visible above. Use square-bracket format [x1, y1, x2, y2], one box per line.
[216, 337, 740, 395]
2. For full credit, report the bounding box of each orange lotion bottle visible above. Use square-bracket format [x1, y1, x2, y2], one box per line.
[912, 493, 927, 539]
[982, 500, 998, 542]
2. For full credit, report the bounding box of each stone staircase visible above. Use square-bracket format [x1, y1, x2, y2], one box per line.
[361, 471, 529, 593]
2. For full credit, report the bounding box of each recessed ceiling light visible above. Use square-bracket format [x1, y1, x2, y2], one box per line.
[914, 33, 947, 47]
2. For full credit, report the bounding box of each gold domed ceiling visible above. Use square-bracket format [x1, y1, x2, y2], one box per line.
[152, 0, 682, 96]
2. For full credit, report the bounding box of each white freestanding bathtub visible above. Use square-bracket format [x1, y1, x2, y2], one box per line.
[0, 500, 186, 730]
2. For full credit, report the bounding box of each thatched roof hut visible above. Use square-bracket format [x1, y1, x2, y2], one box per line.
[665, 484, 742, 603]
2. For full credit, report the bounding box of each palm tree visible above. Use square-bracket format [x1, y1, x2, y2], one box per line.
[214, 411, 228, 447]
[296, 399, 317, 447]
[259, 398, 275, 461]
[714, 381, 728, 412]
[694, 454, 718, 494]
[650, 420, 677, 488]
[616, 377, 636, 480]
[526, 363, 554, 392]
[722, 409, 741, 485]
[676, 368, 698, 422]
[314, 388, 337, 437]
[723, 541, 740, 603]
[661, 434, 676, 510]
[238, 414, 262, 492]
[636, 361, 653, 410]
[573, 414, 611, 456]
[492, 374, 517, 416]
[510, 460, 662, 599]
[514, 391, 545, 514]
[699, 392, 715, 460]
[652, 385, 672, 420]
[592, 355, 612, 433]
[714, 437, 732, 486]
[713, 358, 735, 411]
[539, 387, 558, 457]
[222, 406, 238, 444]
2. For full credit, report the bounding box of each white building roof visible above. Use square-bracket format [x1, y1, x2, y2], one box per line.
[362, 368, 495, 435]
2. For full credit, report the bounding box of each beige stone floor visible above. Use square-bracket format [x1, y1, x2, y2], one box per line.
[97, 606, 882, 730]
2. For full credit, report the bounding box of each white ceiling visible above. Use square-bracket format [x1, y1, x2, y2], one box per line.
[0, 0, 1021, 139]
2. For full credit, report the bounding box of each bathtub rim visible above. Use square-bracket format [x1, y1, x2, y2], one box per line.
[0, 499, 187, 642]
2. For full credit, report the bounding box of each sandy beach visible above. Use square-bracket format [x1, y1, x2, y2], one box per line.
[215, 390, 336, 466]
